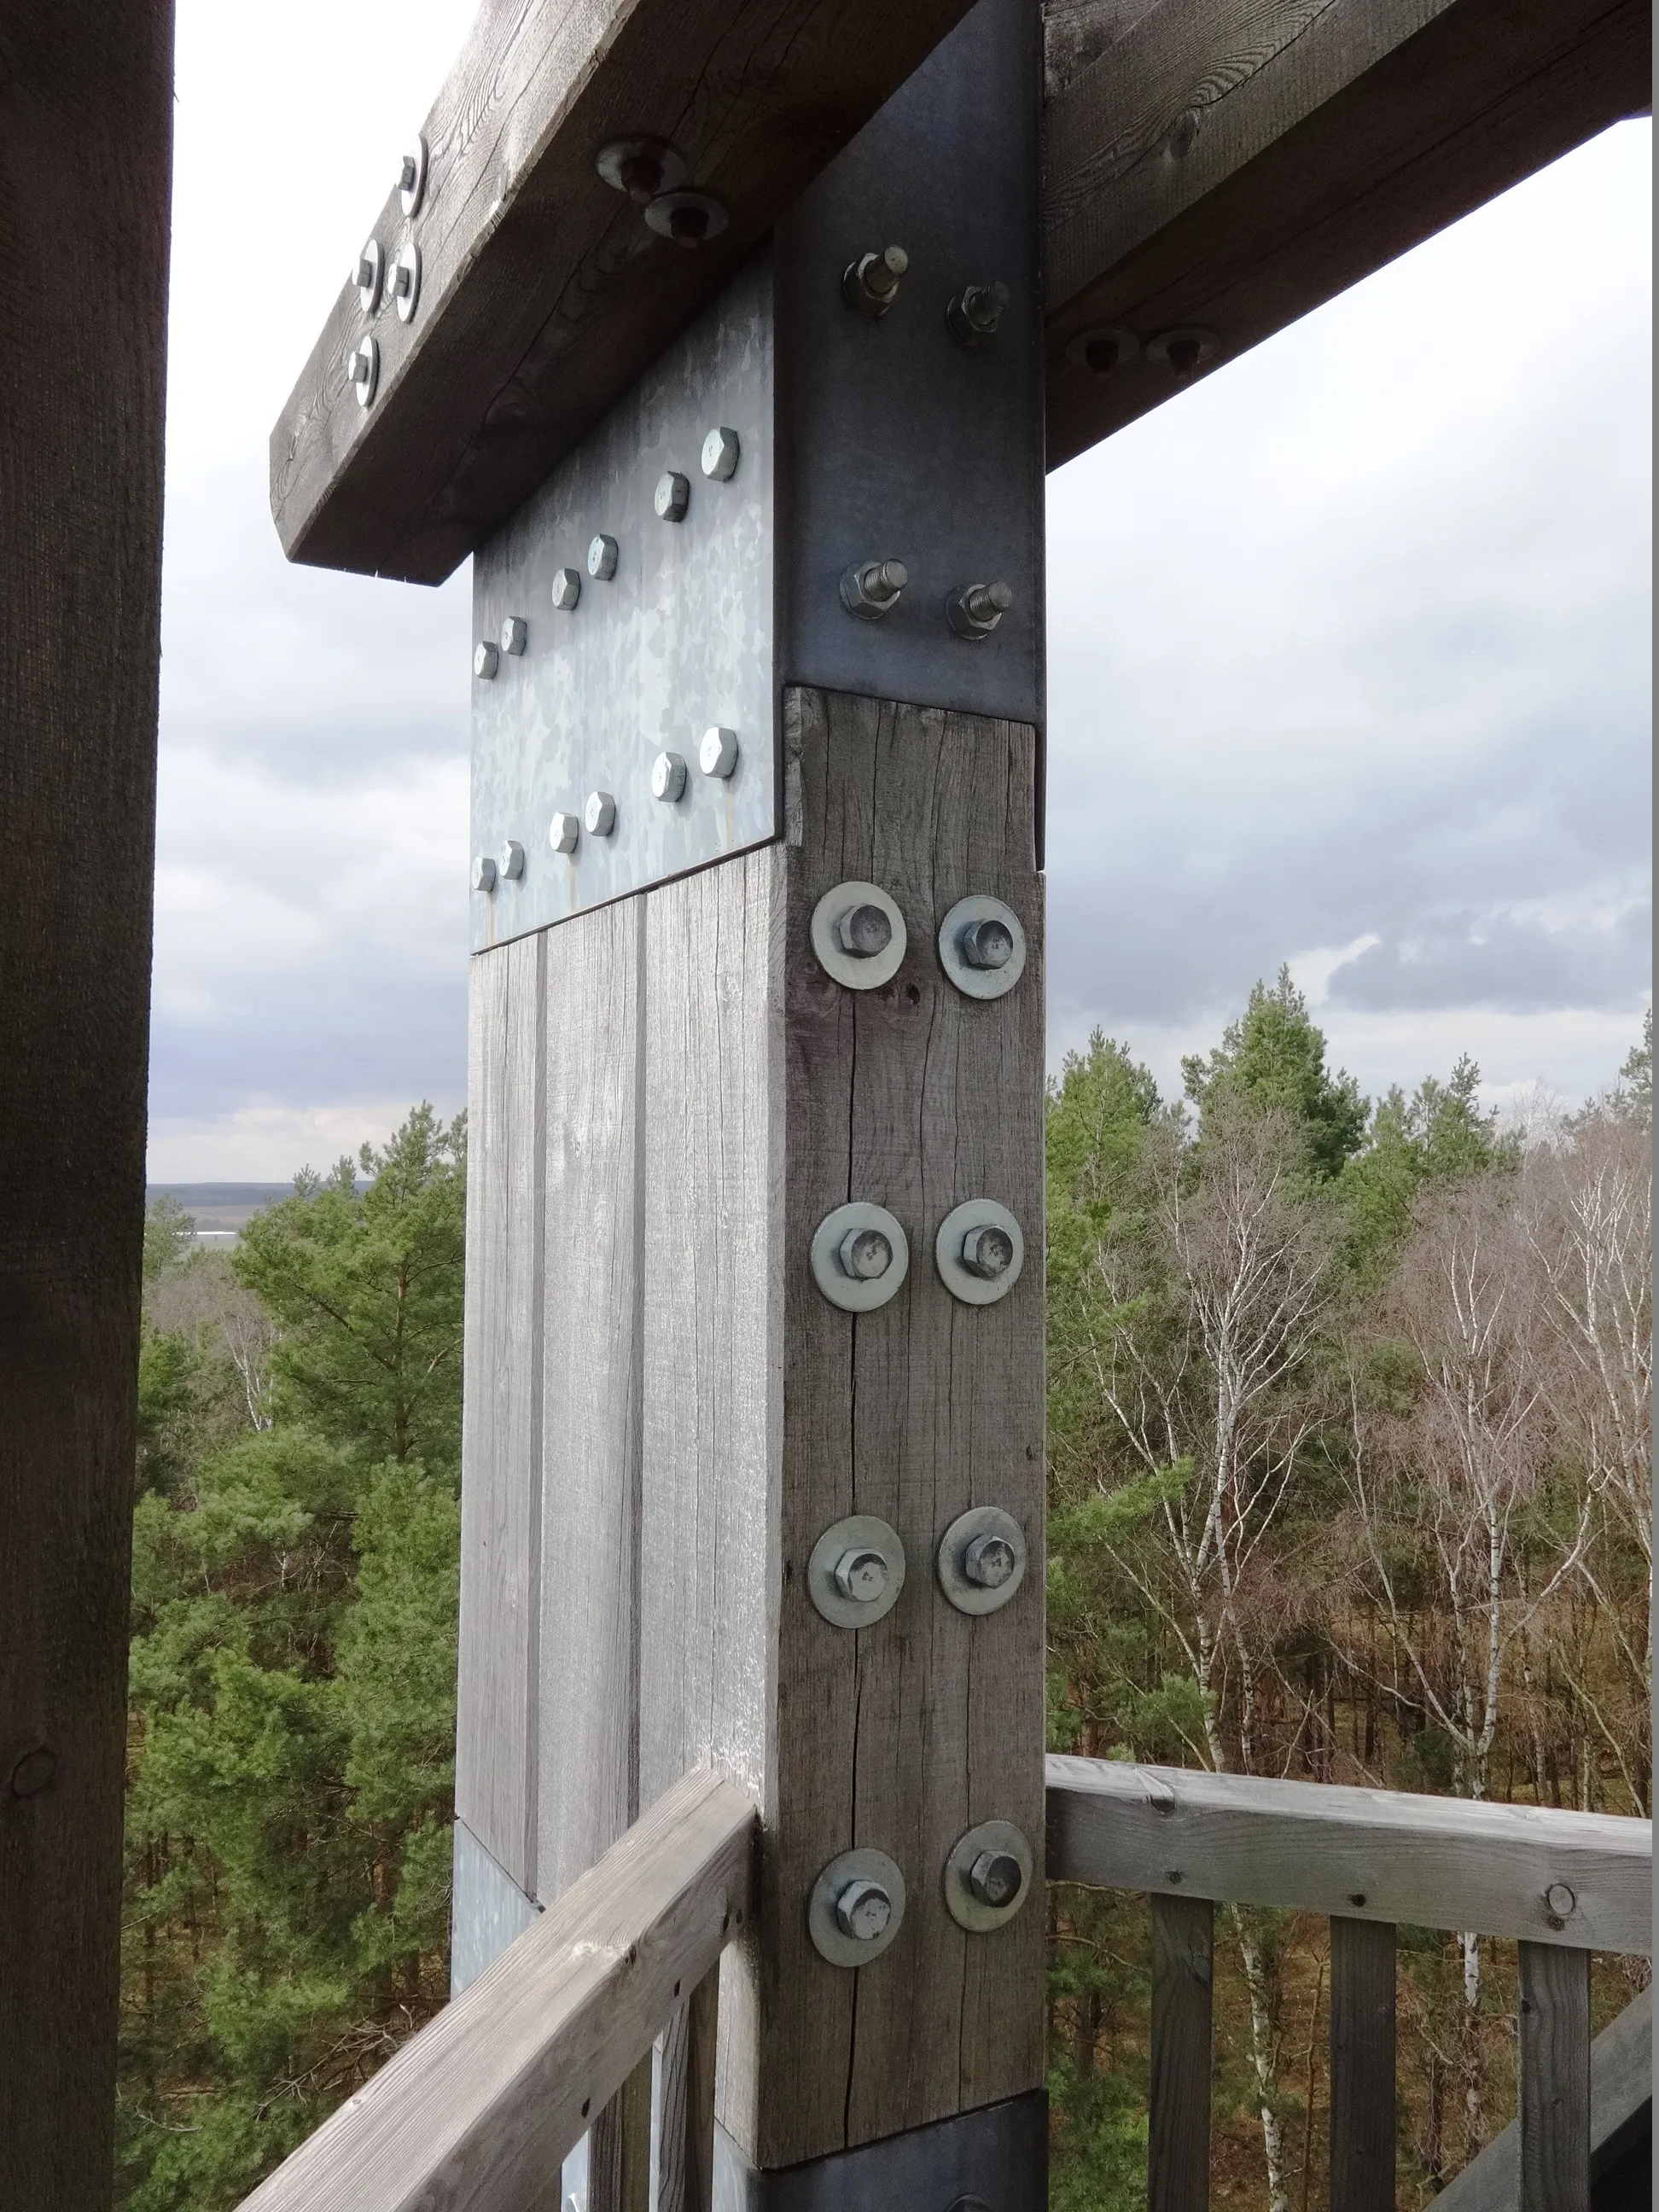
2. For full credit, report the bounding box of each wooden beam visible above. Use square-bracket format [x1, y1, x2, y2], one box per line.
[1043, 0, 1652, 470]
[1045, 1757, 1653, 1955]
[1518, 1941, 1592, 2212]
[269, 0, 982, 584]
[0, 6, 172, 2207]
[237, 1766, 756, 2212]
[1147, 1894, 1213, 2212]
[1326, 1918, 1395, 2212]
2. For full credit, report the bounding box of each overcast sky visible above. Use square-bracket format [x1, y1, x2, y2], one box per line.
[147, 1, 1650, 1181]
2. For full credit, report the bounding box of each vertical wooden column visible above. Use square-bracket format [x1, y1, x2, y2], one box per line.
[1149, 1895, 1214, 2212]
[1518, 1941, 1591, 2212]
[1327, 1917, 1395, 2212]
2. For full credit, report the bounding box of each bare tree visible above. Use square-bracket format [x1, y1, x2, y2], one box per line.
[147, 1251, 278, 1431]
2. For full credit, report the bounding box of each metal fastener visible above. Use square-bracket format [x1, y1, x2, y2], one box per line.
[841, 559, 908, 620]
[969, 1851, 1023, 1909]
[549, 812, 579, 854]
[501, 616, 528, 655]
[346, 336, 379, 408]
[935, 1199, 1024, 1306]
[835, 1877, 893, 1941]
[1065, 324, 1140, 375]
[841, 245, 909, 318]
[1147, 324, 1218, 375]
[1545, 1882, 1577, 1919]
[960, 916, 1014, 969]
[473, 640, 499, 679]
[473, 853, 498, 894]
[701, 426, 740, 481]
[399, 136, 428, 218]
[808, 1848, 906, 1966]
[838, 1226, 893, 1281]
[963, 1532, 1017, 1588]
[960, 1223, 1015, 1280]
[837, 904, 893, 958]
[946, 281, 1010, 348]
[551, 568, 582, 611]
[355, 237, 383, 313]
[587, 533, 619, 580]
[498, 839, 526, 881]
[651, 751, 687, 802]
[833, 1548, 890, 1605]
[643, 190, 729, 248]
[596, 136, 688, 204]
[808, 1514, 906, 1627]
[944, 1820, 1034, 1932]
[393, 240, 421, 323]
[699, 726, 738, 778]
[810, 882, 906, 991]
[811, 1202, 909, 1312]
[585, 790, 616, 837]
[655, 471, 690, 522]
[936, 1506, 1027, 1615]
[938, 895, 1026, 1001]
[946, 580, 1013, 639]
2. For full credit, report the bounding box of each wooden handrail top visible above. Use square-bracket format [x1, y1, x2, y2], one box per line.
[237, 1766, 756, 2212]
[1046, 1755, 1652, 1957]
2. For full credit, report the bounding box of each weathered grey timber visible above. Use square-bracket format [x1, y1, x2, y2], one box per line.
[1327, 1917, 1395, 2212]
[1519, 1942, 1592, 2212]
[237, 1767, 755, 2212]
[0, 7, 172, 2206]
[1147, 1895, 1213, 2212]
[657, 1967, 721, 2212]
[1045, 1756, 1654, 1953]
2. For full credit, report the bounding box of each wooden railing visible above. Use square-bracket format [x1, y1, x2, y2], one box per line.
[1046, 1756, 1653, 2212]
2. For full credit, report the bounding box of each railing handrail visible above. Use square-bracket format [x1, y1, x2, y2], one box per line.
[1045, 1755, 1653, 1954]
[237, 1765, 756, 2212]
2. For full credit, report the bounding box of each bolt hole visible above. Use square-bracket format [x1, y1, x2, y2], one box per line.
[673, 1979, 682, 1999]
[582, 2098, 592, 2117]
[1167, 1871, 1183, 1883]
[1084, 335, 1121, 375]
[721, 1912, 731, 1932]
[1349, 1893, 1366, 1908]
[1166, 336, 1202, 374]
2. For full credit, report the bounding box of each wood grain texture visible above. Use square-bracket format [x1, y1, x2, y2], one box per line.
[457, 933, 547, 1893]
[237, 1767, 756, 2212]
[657, 1965, 721, 2212]
[1327, 1917, 1395, 2212]
[1518, 1941, 1592, 2212]
[1045, 1757, 1653, 1954]
[589, 2048, 653, 2212]
[1148, 1895, 1213, 2212]
[0, 6, 172, 2204]
[270, 0, 982, 582]
[1043, 0, 1651, 469]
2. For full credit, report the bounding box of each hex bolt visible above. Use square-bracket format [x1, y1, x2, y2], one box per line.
[587, 533, 619, 580]
[399, 153, 420, 195]
[840, 559, 909, 621]
[960, 1224, 1014, 1280]
[841, 245, 909, 318]
[498, 839, 526, 881]
[549, 812, 579, 854]
[585, 790, 617, 837]
[1545, 1882, 1577, 1919]
[474, 640, 500, 679]
[355, 239, 383, 311]
[655, 471, 690, 522]
[947, 280, 1010, 348]
[347, 337, 379, 407]
[838, 1227, 893, 1281]
[501, 616, 528, 655]
[551, 568, 582, 611]
[833, 1547, 890, 1604]
[836, 903, 893, 958]
[699, 726, 738, 778]
[651, 751, 687, 803]
[393, 242, 421, 323]
[399, 137, 428, 218]
[963, 1532, 1017, 1589]
[960, 916, 1014, 970]
[473, 853, 498, 893]
[968, 1850, 1024, 1910]
[946, 580, 1013, 639]
[834, 1877, 894, 1943]
[701, 426, 740, 481]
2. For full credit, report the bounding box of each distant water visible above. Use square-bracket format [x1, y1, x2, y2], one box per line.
[146, 1183, 296, 1243]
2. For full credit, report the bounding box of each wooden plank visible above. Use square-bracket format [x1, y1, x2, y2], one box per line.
[1148, 1894, 1213, 2212]
[236, 1766, 756, 2212]
[590, 2048, 653, 2212]
[456, 932, 547, 1894]
[269, 0, 983, 583]
[1518, 1941, 1592, 2212]
[0, 4, 172, 2203]
[537, 896, 645, 1905]
[1043, 0, 1651, 471]
[657, 1965, 721, 2212]
[1045, 1758, 1653, 1954]
[1327, 1917, 1394, 2212]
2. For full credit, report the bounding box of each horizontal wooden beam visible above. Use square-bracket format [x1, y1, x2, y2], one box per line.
[1043, 0, 1652, 469]
[1045, 1756, 1653, 1956]
[237, 1766, 756, 2212]
[269, 0, 980, 583]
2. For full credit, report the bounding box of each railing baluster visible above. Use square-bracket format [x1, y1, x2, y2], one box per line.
[1327, 1917, 1394, 2211]
[590, 2047, 653, 2212]
[1149, 1893, 1213, 2212]
[1518, 1941, 1591, 2212]
[656, 1962, 720, 2212]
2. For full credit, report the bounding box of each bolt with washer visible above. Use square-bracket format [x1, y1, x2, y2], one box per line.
[700, 726, 738, 778]
[701, 426, 740, 480]
[834, 1548, 889, 1604]
[839, 1227, 893, 1281]
[969, 1851, 1024, 1909]
[655, 471, 690, 522]
[961, 1224, 1015, 1280]
[961, 917, 1014, 970]
[551, 568, 581, 611]
[501, 616, 528, 655]
[837, 904, 893, 958]
[585, 790, 616, 836]
[549, 812, 579, 854]
[946, 281, 1010, 348]
[346, 337, 378, 406]
[587, 534, 619, 580]
[841, 559, 908, 620]
[963, 1532, 1017, 1589]
[474, 641, 499, 679]
[842, 245, 908, 317]
[835, 1877, 894, 1942]
[947, 580, 1013, 638]
[355, 239, 384, 312]
[651, 751, 687, 802]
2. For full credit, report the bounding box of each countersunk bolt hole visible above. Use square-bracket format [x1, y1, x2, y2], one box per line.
[837, 903, 893, 958]
[1166, 335, 1202, 373]
[1086, 335, 1122, 373]
[838, 1227, 893, 1281]
[669, 201, 709, 247]
[619, 151, 663, 202]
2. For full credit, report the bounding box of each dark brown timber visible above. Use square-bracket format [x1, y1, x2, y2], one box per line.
[1518, 1941, 1592, 2212]
[0, 3, 174, 2207]
[1147, 1894, 1214, 2212]
[1327, 1918, 1396, 2212]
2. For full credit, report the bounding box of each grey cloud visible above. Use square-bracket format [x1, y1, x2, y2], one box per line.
[1327, 902, 1652, 1013]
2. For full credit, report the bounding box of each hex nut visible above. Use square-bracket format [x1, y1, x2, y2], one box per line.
[838, 1227, 893, 1281]
[946, 580, 1014, 639]
[811, 1202, 908, 1313]
[498, 839, 526, 881]
[811, 882, 906, 992]
[587, 533, 619, 580]
[356, 237, 383, 313]
[841, 245, 909, 317]
[833, 1548, 889, 1605]
[936, 1505, 1027, 1616]
[935, 1200, 1024, 1306]
[596, 136, 688, 203]
[701, 426, 740, 481]
[501, 616, 528, 655]
[549, 812, 579, 855]
[651, 751, 688, 803]
[393, 240, 421, 323]
[807, 1514, 906, 1629]
[960, 1223, 1015, 1280]
[944, 1820, 1034, 1933]
[938, 895, 1027, 1001]
[808, 1847, 907, 1966]
[946, 280, 1010, 348]
[585, 790, 617, 837]
[836, 904, 893, 959]
[473, 640, 500, 679]
[399, 135, 428, 218]
[961, 917, 1014, 969]
[551, 568, 582, 611]
[963, 1532, 1017, 1588]
[473, 854, 498, 894]
[655, 470, 690, 522]
[841, 558, 908, 620]
[835, 1877, 893, 1942]
[700, 725, 738, 778]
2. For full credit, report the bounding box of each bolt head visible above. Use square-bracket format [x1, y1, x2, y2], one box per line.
[549, 812, 579, 854]
[838, 1227, 893, 1281]
[833, 1546, 890, 1604]
[587, 533, 619, 580]
[699, 726, 738, 778]
[963, 1532, 1017, 1589]
[836, 903, 894, 959]
[400, 154, 418, 192]
[701, 426, 740, 481]
[961, 917, 1014, 970]
[551, 568, 582, 611]
[585, 790, 616, 836]
[1545, 1881, 1577, 1919]
[473, 853, 498, 893]
[474, 641, 499, 679]
[655, 471, 690, 522]
[968, 1850, 1023, 1910]
[834, 1877, 893, 1943]
[356, 252, 375, 290]
[498, 839, 526, 881]
[501, 615, 527, 655]
[651, 751, 687, 802]
[961, 1224, 1014, 1279]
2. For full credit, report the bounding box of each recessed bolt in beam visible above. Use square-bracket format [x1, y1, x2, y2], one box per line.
[1146, 324, 1218, 375]
[1065, 324, 1140, 375]
[643, 190, 728, 249]
[841, 245, 908, 317]
[596, 136, 688, 205]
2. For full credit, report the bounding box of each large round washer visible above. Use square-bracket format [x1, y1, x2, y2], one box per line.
[811, 1202, 909, 1313]
[942, 1819, 1035, 1934]
[811, 881, 907, 991]
[807, 1515, 906, 1629]
[934, 1199, 1024, 1307]
[938, 894, 1027, 1001]
[808, 1847, 907, 1968]
[936, 1505, 1027, 1616]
